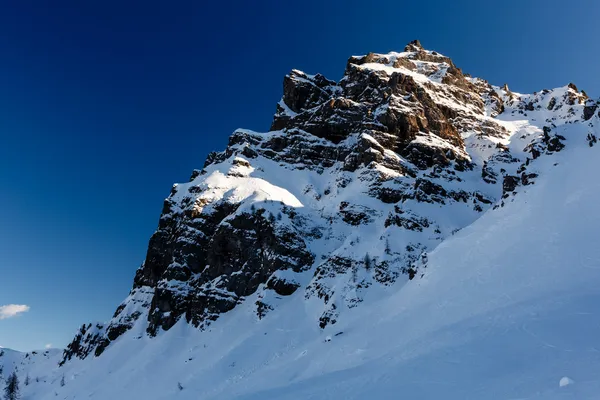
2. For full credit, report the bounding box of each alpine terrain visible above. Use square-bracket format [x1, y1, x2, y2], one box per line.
[2, 40, 600, 399]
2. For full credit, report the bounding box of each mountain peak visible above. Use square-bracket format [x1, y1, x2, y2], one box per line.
[59, 43, 598, 380]
[404, 39, 423, 51]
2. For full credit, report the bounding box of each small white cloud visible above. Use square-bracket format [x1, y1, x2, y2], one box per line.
[0, 304, 30, 320]
[45, 343, 52, 349]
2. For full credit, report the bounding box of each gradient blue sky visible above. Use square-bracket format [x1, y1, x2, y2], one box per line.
[1, 0, 598, 351]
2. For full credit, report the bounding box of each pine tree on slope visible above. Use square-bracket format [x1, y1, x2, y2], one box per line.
[4, 371, 19, 400]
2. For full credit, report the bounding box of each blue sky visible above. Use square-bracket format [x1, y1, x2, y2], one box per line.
[0, 0, 598, 351]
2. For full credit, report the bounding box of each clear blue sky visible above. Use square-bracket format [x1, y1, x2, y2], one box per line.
[0, 0, 598, 351]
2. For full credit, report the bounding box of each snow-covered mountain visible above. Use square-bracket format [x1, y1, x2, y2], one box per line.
[3, 40, 600, 399]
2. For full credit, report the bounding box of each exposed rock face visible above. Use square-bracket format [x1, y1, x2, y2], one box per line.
[584, 99, 599, 121]
[61, 41, 598, 365]
[60, 323, 106, 364]
[140, 205, 315, 335]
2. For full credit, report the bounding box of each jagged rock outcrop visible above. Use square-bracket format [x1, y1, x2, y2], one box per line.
[61, 41, 598, 365]
[60, 323, 106, 364]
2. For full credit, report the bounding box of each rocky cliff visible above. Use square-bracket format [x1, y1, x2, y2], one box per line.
[61, 40, 599, 364]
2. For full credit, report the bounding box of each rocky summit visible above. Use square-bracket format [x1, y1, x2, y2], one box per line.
[59, 40, 599, 364]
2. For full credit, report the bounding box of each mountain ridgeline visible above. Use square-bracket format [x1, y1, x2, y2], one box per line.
[61, 40, 599, 365]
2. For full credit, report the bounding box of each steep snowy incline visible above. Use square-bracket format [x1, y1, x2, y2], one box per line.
[231, 125, 600, 400]
[21, 114, 600, 399]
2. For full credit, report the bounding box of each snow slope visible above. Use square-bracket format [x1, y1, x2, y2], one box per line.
[6, 116, 600, 400]
[0, 348, 63, 393]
